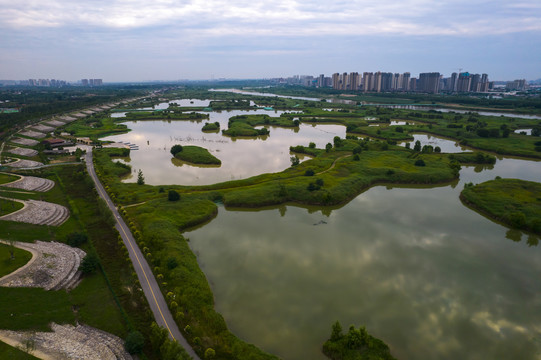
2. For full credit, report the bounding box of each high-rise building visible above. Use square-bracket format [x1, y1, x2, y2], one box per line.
[332, 73, 340, 90]
[418, 72, 440, 93]
[402, 72, 411, 91]
[362, 72, 374, 92]
[456, 72, 471, 92]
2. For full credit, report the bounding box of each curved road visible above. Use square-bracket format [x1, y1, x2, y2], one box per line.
[85, 151, 200, 360]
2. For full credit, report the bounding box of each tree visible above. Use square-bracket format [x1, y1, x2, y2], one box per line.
[80, 253, 100, 274]
[137, 169, 145, 185]
[125, 331, 145, 354]
[308, 142, 316, 149]
[204, 348, 216, 359]
[333, 136, 342, 148]
[413, 140, 421, 152]
[325, 143, 332, 153]
[290, 155, 300, 167]
[170, 144, 183, 156]
[331, 321, 343, 341]
[168, 190, 180, 201]
[414, 159, 426, 166]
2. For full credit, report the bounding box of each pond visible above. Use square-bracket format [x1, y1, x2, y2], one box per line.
[184, 157, 541, 360]
[102, 109, 345, 185]
[400, 134, 472, 153]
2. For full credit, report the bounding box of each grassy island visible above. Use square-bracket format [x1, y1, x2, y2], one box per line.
[172, 145, 221, 165]
[461, 178, 541, 234]
[201, 121, 220, 132]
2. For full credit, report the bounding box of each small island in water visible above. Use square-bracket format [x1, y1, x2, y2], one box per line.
[170, 144, 221, 165]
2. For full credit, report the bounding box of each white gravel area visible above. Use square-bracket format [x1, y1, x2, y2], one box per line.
[45, 120, 66, 127]
[0, 240, 85, 291]
[32, 124, 55, 133]
[7, 159, 44, 168]
[0, 198, 68, 226]
[6, 147, 39, 157]
[19, 130, 46, 139]
[10, 137, 39, 146]
[1, 175, 54, 192]
[0, 323, 132, 360]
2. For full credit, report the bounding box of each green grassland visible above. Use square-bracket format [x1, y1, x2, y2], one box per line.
[0, 341, 39, 360]
[0, 243, 32, 277]
[461, 178, 541, 234]
[0, 173, 20, 184]
[174, 145, 221, 166]
[0, 199, 24, 216]
[125, 111, 208, 121]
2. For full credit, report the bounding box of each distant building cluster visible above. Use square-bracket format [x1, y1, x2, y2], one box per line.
[21, 79, 68, 87]
[274, 72, 530, 94]
[505, 79, 529, 91]
[0, 78, 104, 87]
[80, 79, 103, 87]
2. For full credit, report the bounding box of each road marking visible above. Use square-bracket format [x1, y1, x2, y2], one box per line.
[88, 159, 176, 339]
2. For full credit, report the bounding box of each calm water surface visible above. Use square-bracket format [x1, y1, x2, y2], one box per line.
[400, 134, 472, 153]
[184, 158, 541, 360]
[103, 109, 344, 185]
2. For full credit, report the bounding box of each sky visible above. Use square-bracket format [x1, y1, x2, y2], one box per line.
[1, 0, 540, 82]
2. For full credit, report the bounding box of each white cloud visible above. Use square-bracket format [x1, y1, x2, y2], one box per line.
[1, 0, 540, 36]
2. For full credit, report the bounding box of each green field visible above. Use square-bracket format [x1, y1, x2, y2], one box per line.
[0, 243, 32, 278]
[0, 199, 24, 216]
[0, 341, 39, 360]
[0, 173, 20, 185]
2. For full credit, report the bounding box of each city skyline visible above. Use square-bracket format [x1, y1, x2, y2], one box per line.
[1, 0, 540, 81]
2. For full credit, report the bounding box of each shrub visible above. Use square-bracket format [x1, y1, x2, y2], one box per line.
[304, 169, 315, 176]
[170, 144, 183, 156]
[125, 331, 145, 354]
[66, 232, 88, 247]
[414, 159, 426, 167]
[168, 190, 180, 201]
[80, 253, 100, 274]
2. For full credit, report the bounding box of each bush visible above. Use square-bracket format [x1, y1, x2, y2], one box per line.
[170, 144, 183, 156]
[166, 257, 179, 270]
[80, 253, 100, 274]
[168, 190, 180, 201]
[125, 331, 145, 354]
[305, 169, 315, 176]
[414, 159, 426, 167]
[66, 232, 88, 247]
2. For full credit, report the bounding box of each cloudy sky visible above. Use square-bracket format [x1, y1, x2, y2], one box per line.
[1, 0, 540, 82]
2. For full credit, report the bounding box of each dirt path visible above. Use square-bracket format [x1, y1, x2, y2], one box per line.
[316, 154, 351, 175]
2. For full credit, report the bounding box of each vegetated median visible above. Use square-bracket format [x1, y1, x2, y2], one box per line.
[171, 144, 221, 166]
[460, 178, 541, 235]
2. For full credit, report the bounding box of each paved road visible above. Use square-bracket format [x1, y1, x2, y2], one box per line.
[85, 151, 200, 360]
